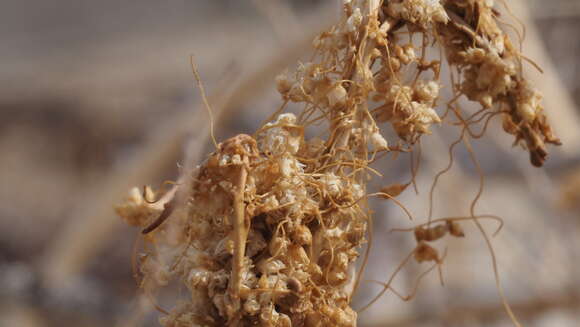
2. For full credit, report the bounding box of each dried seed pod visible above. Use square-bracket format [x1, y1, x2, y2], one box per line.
[276, 73, 294, 95]
[292, 224, 313, 246]
[244, 293, 261, 315]
[289, 245, 311, 267]
[414, 241, 440, 264]
[287, 276, 303, 294]
[414, 224, 447, 242]
[446, 220, 465, 238]
[413, 219, 465, 242]
[327, 83, 348, 108]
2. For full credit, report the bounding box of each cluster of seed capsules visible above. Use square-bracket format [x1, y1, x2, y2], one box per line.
[116, 0, 559, 326]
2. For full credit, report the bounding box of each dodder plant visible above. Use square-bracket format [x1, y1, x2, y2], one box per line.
[116, 1, 560, 326]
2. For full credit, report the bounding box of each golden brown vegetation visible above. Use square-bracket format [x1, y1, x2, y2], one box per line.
[116, 1, 560, 326]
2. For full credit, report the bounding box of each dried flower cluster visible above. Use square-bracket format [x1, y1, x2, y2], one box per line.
[116, 0, 559, 326]
[436, 0, 561, 166]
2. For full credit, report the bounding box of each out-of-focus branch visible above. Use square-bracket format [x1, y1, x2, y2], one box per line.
[251, 0, 302, 40]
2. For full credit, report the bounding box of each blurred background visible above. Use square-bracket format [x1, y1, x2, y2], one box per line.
[1, 0, 579, 326]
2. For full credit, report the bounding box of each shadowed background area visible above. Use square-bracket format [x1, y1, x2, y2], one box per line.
[1, 1, 580, 326]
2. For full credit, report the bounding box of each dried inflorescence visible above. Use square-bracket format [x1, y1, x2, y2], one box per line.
[120, 117, 365, 326]
[436, 0, 561, 166]
[116, 0, 559, 326]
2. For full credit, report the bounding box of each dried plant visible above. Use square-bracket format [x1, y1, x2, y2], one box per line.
[116, 1, 560, 326]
